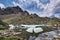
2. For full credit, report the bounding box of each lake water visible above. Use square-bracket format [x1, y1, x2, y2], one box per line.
[29, 30, 60, 40]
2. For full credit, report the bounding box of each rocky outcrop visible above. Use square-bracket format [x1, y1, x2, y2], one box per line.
[0, 6, 23, 15]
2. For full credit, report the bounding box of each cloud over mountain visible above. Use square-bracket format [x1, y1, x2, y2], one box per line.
[0, 0, 60, 18]
[12, 0, 60, 18]
[0, 3, 5, 8]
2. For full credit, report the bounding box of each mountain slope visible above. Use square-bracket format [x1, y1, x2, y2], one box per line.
[0, 6, 60, 25]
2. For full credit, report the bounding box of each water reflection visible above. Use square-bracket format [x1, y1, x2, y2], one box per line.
[38, 30, 60, 38]
[29, 36, 36, 40]
[38, 34, 47, 38]
[29, 30, 60, 40]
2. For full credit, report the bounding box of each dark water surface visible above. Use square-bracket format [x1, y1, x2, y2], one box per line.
[29, 30, 60, 40]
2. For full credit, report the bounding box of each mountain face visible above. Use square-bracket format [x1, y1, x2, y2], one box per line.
[0, 6, 39, 20]
[0, 6, 60, 25]
[0, 6, 23, 15]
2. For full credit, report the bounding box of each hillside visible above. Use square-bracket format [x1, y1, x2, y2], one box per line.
[0, 6, 60, 25]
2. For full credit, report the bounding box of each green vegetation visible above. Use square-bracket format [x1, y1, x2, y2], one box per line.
[2, 19, 13, 24]
[42, 26, 57, 32]
[0, 25, 8, 30]
[0, 36, 20, 40]
[3, 16, 60, 25]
